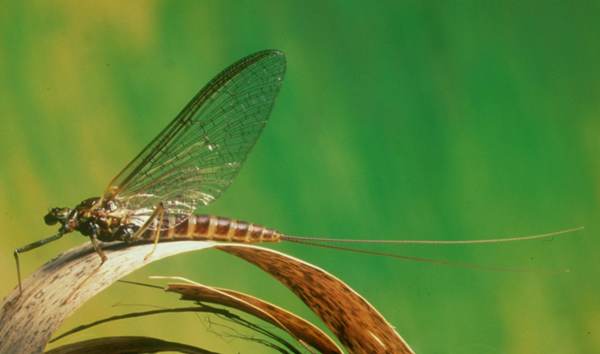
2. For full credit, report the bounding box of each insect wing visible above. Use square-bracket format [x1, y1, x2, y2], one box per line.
[105, 50, 286, 222]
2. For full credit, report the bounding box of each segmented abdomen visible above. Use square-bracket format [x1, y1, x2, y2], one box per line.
[141, 214, 281, 243]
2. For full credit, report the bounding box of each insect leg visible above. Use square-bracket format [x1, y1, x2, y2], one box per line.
[14, 232, 64, 294]
[128, 202, 165, 242]
[144, 203, 165, 261]
[89, 234, 107, 263]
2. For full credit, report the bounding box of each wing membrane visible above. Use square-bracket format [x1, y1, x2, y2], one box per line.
[105, 50, 286, 220]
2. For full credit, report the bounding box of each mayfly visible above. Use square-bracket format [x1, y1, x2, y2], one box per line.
[14, 49, 580, 293]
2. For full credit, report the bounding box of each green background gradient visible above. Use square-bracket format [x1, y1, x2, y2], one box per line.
[1, 1, 598, 353]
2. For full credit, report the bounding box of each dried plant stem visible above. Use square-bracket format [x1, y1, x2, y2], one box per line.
[44, 336, 218, 354]
[51, 305, 304, 354]
[0, 241, 217, 354]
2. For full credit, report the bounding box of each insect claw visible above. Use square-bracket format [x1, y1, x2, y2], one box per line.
[89, 235, 107, 264]
[96, 247, 108, 264]
[14, 250, 22, 296]
[143, 250, 155, 262]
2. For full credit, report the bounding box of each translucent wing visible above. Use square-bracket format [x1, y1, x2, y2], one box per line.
[104, 50, 286, 221]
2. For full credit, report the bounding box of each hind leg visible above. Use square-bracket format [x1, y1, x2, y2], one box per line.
[144, 204, 165, 260]
[125, 203, 165, 261]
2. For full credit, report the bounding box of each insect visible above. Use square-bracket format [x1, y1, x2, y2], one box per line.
[14, 49, 287, 293]
[14, 49, 581, 294]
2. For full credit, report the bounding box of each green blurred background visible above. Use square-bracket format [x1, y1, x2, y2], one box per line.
[1, 1, 598, 353]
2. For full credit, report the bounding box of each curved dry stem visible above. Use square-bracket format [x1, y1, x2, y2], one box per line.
[0, 241, 416, 354]
[44, 336, 218, 354]
[51, 304, 304, 354]
[0, 240, 217, 354]
[50, 306, 222, 343]
[166, 282, 343, 353]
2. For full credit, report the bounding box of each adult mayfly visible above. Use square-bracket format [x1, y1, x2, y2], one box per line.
[14, 49, 580, 293]
[14, 50, 287, 293]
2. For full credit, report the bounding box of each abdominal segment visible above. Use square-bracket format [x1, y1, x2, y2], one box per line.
[140, 214, 281, 243]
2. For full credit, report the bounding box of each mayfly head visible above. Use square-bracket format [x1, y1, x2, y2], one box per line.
[43, 207, 71, 227]
[51, 197, 105, 236]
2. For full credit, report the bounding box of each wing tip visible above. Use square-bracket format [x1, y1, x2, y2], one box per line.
[253, 49, 286, 63]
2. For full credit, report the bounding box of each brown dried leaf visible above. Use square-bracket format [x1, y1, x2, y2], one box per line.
[217, 245, 415, 354]
[44, 336, 218, 354]
[167, 282, 343, 354]
[0, 240, 415, 354]
[0, 241, 217, 354]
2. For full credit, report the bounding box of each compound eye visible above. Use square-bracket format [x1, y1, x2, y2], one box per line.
[44, 212, 58, 225]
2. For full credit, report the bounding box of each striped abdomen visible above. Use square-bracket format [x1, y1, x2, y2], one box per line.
[141, 214, 281, 243]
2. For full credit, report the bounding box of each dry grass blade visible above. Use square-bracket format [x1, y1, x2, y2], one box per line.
[51, 303, 304, 353]
[217, 245, 415, 354]
[0, 240, 217, 354]
[44, 336, 218, 354]
[167, 282, 343, 354]
[50, 306, 217, 343]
